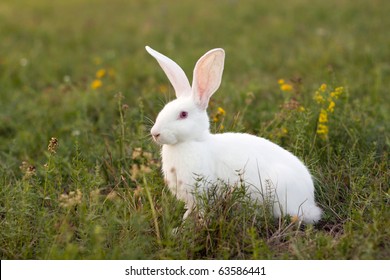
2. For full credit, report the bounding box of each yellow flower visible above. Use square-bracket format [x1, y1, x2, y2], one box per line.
[298, 106, 305, 112]
[317, 124, 329, 136]
[314, 91, 325, 104]
[217, 107, 226, 116]
[331, 87, 344, 99]
[312, 84, 345, 140]
[327, 100, 335, 113]
[91, 79, 103, 89]
[280, 84, 293, 92]
[319, 109, 328, 123]
[96, 69, 106, 79]
[278, 79, 285, 85]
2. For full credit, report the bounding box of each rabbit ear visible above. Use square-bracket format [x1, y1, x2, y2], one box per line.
[145, 46, 191, 98]
[192, 48, 225, 110]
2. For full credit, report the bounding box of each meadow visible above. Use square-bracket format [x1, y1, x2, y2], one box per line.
[0, 0, 389, 259]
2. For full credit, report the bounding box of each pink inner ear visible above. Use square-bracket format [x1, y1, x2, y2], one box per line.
[197, 78, 212, 109]
[193, 60, 213, 109]
[192, 49, 224, 110]
[197, 79, 208, 102]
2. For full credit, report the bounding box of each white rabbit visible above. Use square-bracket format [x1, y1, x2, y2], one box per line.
[146, 46, 322, 224]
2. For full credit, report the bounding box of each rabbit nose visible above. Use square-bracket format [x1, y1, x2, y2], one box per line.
[151, 126, 160, 140]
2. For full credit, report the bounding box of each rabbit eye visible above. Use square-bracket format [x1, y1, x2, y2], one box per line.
[179, 111, 188, 119]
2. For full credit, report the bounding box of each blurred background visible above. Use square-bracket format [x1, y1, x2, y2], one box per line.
[1, 0, 389, 153]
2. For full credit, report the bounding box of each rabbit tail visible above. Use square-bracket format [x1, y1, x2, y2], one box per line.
[301, 204, 323, 224]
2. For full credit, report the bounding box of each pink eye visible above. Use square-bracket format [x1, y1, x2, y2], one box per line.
[179, 111, 188, 119]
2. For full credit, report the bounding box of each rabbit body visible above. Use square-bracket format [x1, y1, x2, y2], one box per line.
[162, 132, 321, 223]
[146, 46, 322, 223]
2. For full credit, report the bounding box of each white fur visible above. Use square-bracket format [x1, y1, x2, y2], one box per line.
[146, 46, 322, 224]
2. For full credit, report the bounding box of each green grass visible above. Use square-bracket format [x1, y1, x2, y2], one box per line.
[0, 0, 389, 259]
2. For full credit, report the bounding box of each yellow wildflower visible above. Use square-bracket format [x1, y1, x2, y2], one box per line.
[298, 106, 305, 112]
[278, 79, 285, 85]
[91, 79, 103, 89]
[327, 100, 335, 113]
[96, 69, 106, 79]
[314, 91, 325, 104]
[331, 87, 344, 99]
[217, 107, 226, 116]
[280, 84, 293, 92]
[317, 124, 329, 137]
[313, 84, 345, 140]
[319, 109, 328, 123]
[213, 106, 226, 123]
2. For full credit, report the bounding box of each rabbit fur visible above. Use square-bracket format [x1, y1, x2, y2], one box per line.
[146, 46, 322, 224]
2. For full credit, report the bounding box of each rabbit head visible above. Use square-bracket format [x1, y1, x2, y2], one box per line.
[146, 46, 225, 145]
